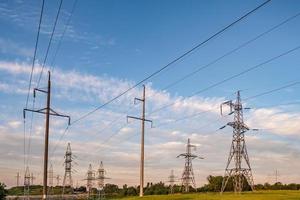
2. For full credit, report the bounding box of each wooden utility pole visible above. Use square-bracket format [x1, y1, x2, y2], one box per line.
[127, 85, 152, 197]
[23, 71, 70, 200]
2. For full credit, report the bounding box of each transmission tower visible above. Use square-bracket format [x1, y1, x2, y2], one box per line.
[63, 143, 74, 195]
[16, 172, 21, 187]
[127, 85, 152, 197]
[96, 161, 110, 200]
[56, 175, 61, 186]
[177, 138, 203, 192]
[30, 173, 36, 185]
[24, 166, 30, 198]
[167, 170, 176, 194]
[48, 163, 54, 195]
[220, 91, 256, 193]
[85, 164, 95, 198]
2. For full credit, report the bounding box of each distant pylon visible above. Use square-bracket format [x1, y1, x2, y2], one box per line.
[62, 143, 73, 195]
[56, 175, 61, 186]
[49, 163, 54, 186]
[30, 173, 35, 185]
[96, 161, 110, 200]
[24, 166, 30, 198]
[86, 164, 95, 198]
[167, 170, 176, 194]
[16, 172, 21, 187]
[220, 91, 256, 193]
[48, 163, 54, 195]
[177, 138, 203, 192]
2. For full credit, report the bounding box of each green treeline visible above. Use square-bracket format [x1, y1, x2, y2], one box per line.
[4, 176, 300, 198]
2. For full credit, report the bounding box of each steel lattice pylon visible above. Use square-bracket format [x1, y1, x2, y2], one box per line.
[220, 91, 255, 193]
[167, 170, 176, 194]
[96, 161, 109, 200]
[177, 138, 203, 192]
[62, 143, 73, 195]
[24, 166, 31, 199]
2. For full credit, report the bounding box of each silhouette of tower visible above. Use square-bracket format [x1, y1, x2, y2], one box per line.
[220, 91, 255, 193]
[63, 143, 73, 195]
[86, 164, 95, 198]
[96, 161, 110, 200]
[177, 138, 203, 192]
[167, 170, 176, 194]
[48, 163, 54, 195]
[56, 175, 61, 186]
[30, 173, 35, 185]
[16, 172, 21, 187]
[24, 166, 30, 198]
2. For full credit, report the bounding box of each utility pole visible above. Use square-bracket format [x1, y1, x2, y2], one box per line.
[23, 71, 71, 200]
[177, 138, 203, 192]
[220, 91, 257, 193]
[16, 172, 21, 187]
[127, 85, 152, 197]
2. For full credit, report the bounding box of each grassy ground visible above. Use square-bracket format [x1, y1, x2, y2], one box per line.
[113, 190, 300, 200]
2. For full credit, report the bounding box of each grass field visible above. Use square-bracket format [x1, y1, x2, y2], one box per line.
[114, 190, 300, 200]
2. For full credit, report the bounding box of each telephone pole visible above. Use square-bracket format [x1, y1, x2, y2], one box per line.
[177, 138, 203, 192]
[127, 85, 152, 197]
[220, 91, 256, 193]
[16, 172, 21, 187]
[23, 71, 71, 200]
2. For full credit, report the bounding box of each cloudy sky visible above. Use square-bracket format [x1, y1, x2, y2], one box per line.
[0, 0, 300, 188]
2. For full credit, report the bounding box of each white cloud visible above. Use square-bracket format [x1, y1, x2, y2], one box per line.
[1, 61, 300, 188]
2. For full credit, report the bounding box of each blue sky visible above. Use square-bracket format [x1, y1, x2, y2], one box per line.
[0, 0, 300, 188]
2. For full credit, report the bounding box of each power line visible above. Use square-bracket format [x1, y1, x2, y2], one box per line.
[50, 0, 78, 73]
[244, 81, 300, 101]
[37, 0, 63, 87]
[23, 0, 44, 196]
[149, 45, 300, 115]
[161, 12, 300, 91]
[25, 0, 45, 108]
[60, 6, 297, 151]
[71, 0, 271, 125]
[25, 0, 64, 172]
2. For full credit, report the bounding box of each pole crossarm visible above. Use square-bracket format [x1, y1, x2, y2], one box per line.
[23, 108, 71, 125]
[127, 115, 153, 127]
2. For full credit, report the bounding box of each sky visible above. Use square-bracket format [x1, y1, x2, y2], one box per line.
[0, 0, 300, 189]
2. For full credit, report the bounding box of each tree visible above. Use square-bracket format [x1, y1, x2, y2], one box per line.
[0, 182, 7, 200]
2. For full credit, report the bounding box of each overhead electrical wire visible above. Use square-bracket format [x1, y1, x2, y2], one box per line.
[23, 0, 45, 196]
[26, 0, 64, 168]
[70, 0, 271, 125]
[25, 0, 45, 109]
[50, 0, 78, 73]
[55, 7, 299, 153]
[149, 45, 300, 115]
[160, 12, 300, 91]
[36, 0, 63, 87]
